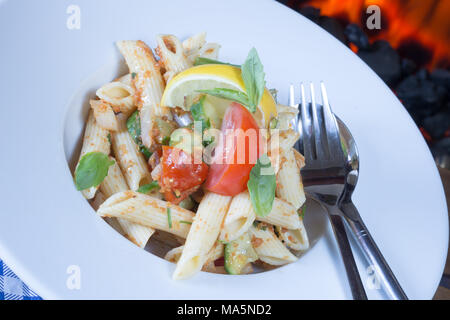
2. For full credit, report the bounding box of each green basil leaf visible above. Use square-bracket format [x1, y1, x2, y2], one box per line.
[193, 57, 240, 68]
[197, 88, 255, 113]
[75, 152, 115, 191]
[241, 48, 265, 109]
[137, 181, 160, 194]
[247, 154, 276, 217]
[190, 95, 211, 131]
[126, 111, 151, 160]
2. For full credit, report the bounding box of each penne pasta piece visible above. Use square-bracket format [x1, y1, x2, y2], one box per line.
[182, 32, 206, 59]
[249, 225, 297, 266]
[116, 40, 170, 148]
[165, 245, 184, 263]
[97, 191, 194, 238]
[219, 192, 256, 243]
[173, 192, 232, 280]
[276, 148, 306, 210]
[77, 110, 110, 199]
[111, 114, 151, 191]
[156, 34, 192, 79]
[166, 241, 224, 266]
[276, 216, 309, 251]
[96, 75, 136, 115]
[293, 148, 306, 169]
[220, 191, 300, 243]
[90, 190, 106, 211]
[90, 99, 118, 131]
[199, 43, 221, 59]
[100, 158, 155, 248]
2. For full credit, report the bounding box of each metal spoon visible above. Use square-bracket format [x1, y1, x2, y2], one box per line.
[336, 117, 408, 300]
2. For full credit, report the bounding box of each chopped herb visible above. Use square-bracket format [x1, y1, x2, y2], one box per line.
[193, 57, 240, 68]
[269, 88, 278, 103]
[75, 152, 114, 191]
[167, 207, 172, 229]
[137, 181, 159, 194]
[131, 72, 137, 79]
[298, 206, 306, 219]
[179, 220, 192, 225]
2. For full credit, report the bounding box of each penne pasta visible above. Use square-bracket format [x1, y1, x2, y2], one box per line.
[97, 191, 195, 238]
[220, 191, 301, 242]
[173, 192, 231, 280]
[76, 110, 111, 199]
[100, 158, 155, 248]
[111, 114, 151, 191]
[199, 43, 221, 59]
[293, 148, 306, 169]
[219, 192, 255, 243]
[116, 40, 171, 148]
[90, 99, 119, 131]
[249, 225, 297, 266]
[276, 216, 309, 251]
[276, 148, 306, 210]
[182, 32, 206, 61]
[156, 34, 192, 81]
[96, 74, 136, 115]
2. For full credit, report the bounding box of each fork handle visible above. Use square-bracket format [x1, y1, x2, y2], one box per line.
[328, 214, 368, 300]
[340, 201, 408, 300]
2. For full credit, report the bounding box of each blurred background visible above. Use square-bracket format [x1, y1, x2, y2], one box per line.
[277, 0, 450, 299]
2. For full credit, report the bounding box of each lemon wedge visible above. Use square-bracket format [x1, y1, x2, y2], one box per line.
[161, 64, 277, 127]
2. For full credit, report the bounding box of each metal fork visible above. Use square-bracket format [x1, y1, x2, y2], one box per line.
[290, 82, 367, 300]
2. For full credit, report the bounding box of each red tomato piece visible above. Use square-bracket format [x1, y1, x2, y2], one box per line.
[160, 146, 209, 203]
[204, 102, 264, 196]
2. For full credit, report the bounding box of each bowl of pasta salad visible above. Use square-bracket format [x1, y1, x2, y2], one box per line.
[72, 34, 311, 280]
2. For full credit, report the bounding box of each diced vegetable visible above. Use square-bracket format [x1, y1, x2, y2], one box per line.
[224, 233, 258, 275]
[154, 117, 176, 145]
[126, 111, 152, 159]
[178, 196, 195, 210]
[137, 181, 160, 194]
[169, 128, 202, 155]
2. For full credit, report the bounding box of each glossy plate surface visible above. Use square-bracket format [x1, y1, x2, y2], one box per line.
[0, 0, 447, 299]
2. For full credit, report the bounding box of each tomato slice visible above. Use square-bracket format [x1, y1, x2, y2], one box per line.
[204, 103, 264, 196]
[160, 145, 209, 204]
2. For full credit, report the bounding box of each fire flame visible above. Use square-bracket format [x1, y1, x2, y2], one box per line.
[303, 0, 450, 69]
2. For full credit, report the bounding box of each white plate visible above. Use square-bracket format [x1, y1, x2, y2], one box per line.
[0, 0, 447, 299]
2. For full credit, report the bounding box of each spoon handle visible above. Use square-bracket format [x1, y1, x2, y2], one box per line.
[339, 201, 409, 300]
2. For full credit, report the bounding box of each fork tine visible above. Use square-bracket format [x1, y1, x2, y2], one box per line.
[320, 82, 342, 158]
[300, 83, 314, 161]
[289, 84, 295, 107]
[310, 83, 327, 160]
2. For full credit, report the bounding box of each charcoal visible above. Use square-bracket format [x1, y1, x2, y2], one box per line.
[423, 109, 450, 139]
[344, 23, 369, 50]
[397, 39, 432, 69]
[396, 73, 447, 119]
[401, 58, 417, 77]
[298, 6, 321, 23]
[431, 137, 450, 158]
[358, 40, 401, 86]
[430, 69, 450, 90]
[318, 16, 346, 44]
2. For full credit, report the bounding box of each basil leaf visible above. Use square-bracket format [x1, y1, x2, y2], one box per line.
[126, 110, 151, 160]
[197, 88, 255, 113]
[194, 57, 240, 68]
[190, 95, 210, 131]
[137, 181, 159, 194]
[241, 48, 265, 110]
[247, 154, 276, 217]
[75, 152, 115, 191]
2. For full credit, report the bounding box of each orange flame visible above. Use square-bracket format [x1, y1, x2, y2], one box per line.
[304, 0, 450, 69]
